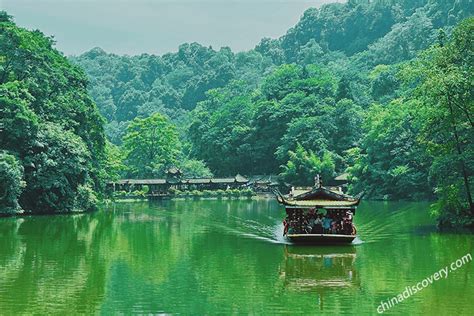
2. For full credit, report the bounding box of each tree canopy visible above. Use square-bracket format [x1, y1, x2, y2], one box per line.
[0, 14, 107, 214]
[123, 113, 180, 178]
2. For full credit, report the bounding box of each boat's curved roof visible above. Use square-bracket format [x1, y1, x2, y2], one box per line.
[276, 186, 361, 208]
[281, 199, 359, 207]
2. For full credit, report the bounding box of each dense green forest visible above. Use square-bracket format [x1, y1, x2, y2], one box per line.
[0, 12, 109, 214]
[1, 0, 473, 227]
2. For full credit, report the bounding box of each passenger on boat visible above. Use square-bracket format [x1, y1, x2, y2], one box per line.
[283, 219, 289, 235]
[312, 214, 323, 233]
[342, 218, 352, 235]
[300, 216, 308, 234]
[287, 224, 295, 235]
[346, 211, 353, 221]
[337, 211, 349, 234]
[285, 209, 355, 235]
[331, 218, 337, 233]
[307, 210, 316, 232]
[322, 216, 332, 233]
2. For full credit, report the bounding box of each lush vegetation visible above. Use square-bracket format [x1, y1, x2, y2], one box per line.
[0, 12, 107, 214]
[71, 0, 472, 226]
[1, 0, 472, 227]
[121, 113, 211, 178]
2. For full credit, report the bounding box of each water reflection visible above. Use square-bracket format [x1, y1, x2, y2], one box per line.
[1, 200, 473, 315]
[279, 245, 359, 310]
[0, 212, 115, 314]
[281, 245, 358, 290]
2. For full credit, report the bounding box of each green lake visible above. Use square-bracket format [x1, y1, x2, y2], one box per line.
[0, 199, 472, 315]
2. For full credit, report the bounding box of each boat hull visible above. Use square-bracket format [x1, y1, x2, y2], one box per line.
[287, 234, 356, 244]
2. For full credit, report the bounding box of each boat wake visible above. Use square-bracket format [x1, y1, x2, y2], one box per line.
[351, 236, 364, 245]
[240, 231, 291, 245]
[215, 217, 291, 245]
[218, 217, 364, 246]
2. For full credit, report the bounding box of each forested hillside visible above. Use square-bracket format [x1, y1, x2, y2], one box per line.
[72, 0, 472, 145]
[0, 12, 108, 214]
[2, 0, 471, 225]
[71, 0, 472, 226]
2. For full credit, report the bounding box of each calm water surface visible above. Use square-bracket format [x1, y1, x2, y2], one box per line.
[0, 199, 473, 315]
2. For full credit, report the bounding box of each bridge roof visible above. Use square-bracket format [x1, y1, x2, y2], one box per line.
[110, 175, 249, 186]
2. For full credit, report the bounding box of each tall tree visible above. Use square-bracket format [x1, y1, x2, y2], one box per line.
[123, 113, 180, 178]
[401, 18, 474, 216]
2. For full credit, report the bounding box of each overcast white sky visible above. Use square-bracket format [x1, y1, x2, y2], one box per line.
[0, 0, 343, 56]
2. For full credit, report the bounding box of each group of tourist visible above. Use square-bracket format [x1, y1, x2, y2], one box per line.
[283, 208, 356, 236]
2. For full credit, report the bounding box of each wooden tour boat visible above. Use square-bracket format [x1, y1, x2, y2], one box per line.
[275, 176, 362, 245]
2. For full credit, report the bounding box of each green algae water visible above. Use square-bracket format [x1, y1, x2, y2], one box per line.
[0, 199, 472, 315]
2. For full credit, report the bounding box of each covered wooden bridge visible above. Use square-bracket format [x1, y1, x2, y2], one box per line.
[108, 174, 249, 196]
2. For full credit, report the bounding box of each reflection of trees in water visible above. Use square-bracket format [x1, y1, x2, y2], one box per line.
[1, 200, 366, 314]
[0, 200, 255, 314]
[109, 201, 202, 284]
[0, 212, 116, 314]
[100, 200, 247, 314]
[0, 205, 185, 313]
[106, 199, 286, 314]
[0, 219, 26, 293]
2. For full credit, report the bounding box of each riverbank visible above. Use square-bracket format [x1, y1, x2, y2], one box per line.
[0, 208, 95, 218]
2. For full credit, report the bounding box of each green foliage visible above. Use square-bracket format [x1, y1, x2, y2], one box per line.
[75, 184, 99, 212]
[215, 189, 225, 197]
[123, 113, 180, 178]
[115, 190, 128, 197]
[68, 1, 469, 186]
[71, 0, 463, 155]
[102, 141, 126, 182]
[70, 43, 263, 145]
[168, 188, 181, 196]
[0, 152, 24, 213]
[297, 39, 324, 65]
[261, 64, 302, 100]
[357, 10, 436, 68]
[0, 14, 107, 214]
[191, 190, 203, 197]
[280, 144, 335, 186]
[229, 189, 241, 197]
[179, 159, 213, 178]
[348, 100, 433, 200]
[188, 65, 350, 176]
[369, 64, 401, 102]
[20, 124, 97, 213]
[0, 82, 38, 152]
[430, 184, 474, 228]
[188, 83, 256, 175]
[240, 188, 254, 197]
[400, 17, 474, 221]
[348, 17, 473, 228]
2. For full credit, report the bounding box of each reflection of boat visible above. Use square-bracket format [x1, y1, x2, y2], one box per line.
[280, 245, 358, 292]
[275, 177, 362, 245]
[285, 244, 356, 257]
[286, 233, 356, 244]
